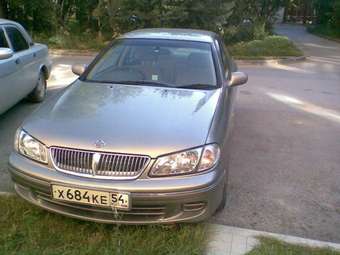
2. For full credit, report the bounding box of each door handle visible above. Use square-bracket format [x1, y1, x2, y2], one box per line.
[33, 53, 36, 58]
[15, 58, 21, 65]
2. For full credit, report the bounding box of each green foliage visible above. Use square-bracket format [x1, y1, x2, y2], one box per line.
[229, 0, 284, 26]
[0, 195, 207, 255]
[113, 0, 235, 33]
[33, 33, 108, 50]
[4, 0, 57, 33]
[1, 0, 283, 44]
[247, 236, 340, 255]
[307, 24, 340, 40]
[313, 0, 340, 27]
[229, 35, 303, 59]
[307, 0, 340, 40]
[223, 21, 269, 44]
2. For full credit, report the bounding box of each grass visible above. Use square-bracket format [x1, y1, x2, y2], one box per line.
[33, 33, 108, 51]
[229, 36, 303, 59]
[247, 237, 340, 255]
[0, 195, 207, 255]
[307, 25, 340, 42]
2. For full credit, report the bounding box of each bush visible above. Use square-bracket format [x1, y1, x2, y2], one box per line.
[229, 35, 303, 58]
[307, 24, 340, 40]
[223, 21, 269, 44]
[33, 33, 109, 50]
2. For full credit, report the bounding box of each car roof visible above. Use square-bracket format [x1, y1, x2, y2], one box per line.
[0, 18, 20, 26]
[120, 28, 217, 43]
[0, 19, 33, 44]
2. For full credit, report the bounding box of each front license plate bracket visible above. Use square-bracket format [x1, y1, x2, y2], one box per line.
[51, 184, 131, 210]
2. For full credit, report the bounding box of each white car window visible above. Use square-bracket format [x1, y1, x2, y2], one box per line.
[5, 26, 29, 52]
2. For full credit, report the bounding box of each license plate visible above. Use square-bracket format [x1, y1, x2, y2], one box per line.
[52, 185, 131, 210]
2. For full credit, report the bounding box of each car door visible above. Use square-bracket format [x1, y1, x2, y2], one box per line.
[4, 25, 37, 98]
[214, 38, 237, 153]
[0, 26, 22, 114]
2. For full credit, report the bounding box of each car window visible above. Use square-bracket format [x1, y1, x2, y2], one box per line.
[216, 39, 229, 72]
[86, 39, 217, 88]
[5, 26, 29, 52]
[0, 28, 9, 48]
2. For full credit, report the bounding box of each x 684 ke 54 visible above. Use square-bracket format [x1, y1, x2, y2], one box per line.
[9, 29, 247, 224]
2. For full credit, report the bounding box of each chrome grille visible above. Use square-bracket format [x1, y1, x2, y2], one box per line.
[50, 147, 150, 179]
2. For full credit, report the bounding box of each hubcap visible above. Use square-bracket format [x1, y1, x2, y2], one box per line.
[36, 74, 46, 98]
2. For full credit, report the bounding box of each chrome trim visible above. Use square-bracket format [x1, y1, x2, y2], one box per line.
[50, 147, 151, 180]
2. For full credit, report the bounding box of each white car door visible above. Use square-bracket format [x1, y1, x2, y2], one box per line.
[4, 25, 37, 98]
[0, 26, 22, 114]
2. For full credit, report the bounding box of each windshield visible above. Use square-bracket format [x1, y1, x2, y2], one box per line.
[85, 39, 217, 88]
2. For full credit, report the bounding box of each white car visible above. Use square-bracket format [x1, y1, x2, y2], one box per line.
[0, 19, 52, 115]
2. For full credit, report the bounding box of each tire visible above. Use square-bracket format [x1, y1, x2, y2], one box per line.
[27, 71, 47, 103]
[215, 179, 227, 214]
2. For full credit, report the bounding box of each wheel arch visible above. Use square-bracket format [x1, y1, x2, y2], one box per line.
[39, 65, 50, 80]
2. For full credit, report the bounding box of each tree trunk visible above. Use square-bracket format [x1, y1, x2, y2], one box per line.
[302, 0, 308, 24]
[283, 0, 290, 23]
[0, 1, 5, 18]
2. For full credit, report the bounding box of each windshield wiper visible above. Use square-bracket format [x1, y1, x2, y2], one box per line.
[177, 84, 217, 90]
[84, 79, 175, 87]
[113, 80, 174, 87]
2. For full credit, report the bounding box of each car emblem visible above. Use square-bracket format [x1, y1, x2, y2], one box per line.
[92, 153, 101, 176]
[95, 139, 106, 148]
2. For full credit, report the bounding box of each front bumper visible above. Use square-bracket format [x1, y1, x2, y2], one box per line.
[9, 152, 225, 224]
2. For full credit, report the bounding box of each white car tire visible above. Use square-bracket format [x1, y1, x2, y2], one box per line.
[27, 71, 47, 103]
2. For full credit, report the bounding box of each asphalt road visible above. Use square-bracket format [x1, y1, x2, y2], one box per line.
[213, 24, 340, 243]
[0, 25, 339, 242]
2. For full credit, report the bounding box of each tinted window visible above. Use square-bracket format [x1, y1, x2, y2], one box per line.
[0, 28, 9, 48]
[86, 39, 217, 88]
[5, 26, 29, 52]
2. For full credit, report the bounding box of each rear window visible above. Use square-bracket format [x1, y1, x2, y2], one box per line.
[5, 26, 29, 52]
[86, 39, 217, 87]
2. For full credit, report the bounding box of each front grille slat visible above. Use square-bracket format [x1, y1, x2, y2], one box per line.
[51, 147, 150, 179]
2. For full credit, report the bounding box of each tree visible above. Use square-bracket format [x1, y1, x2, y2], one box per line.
[4, 0, 56, 34]
[0, 2, 4, 18]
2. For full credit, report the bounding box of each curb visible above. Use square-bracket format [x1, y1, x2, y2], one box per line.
[236, 56, 307, 65]
[207, 224, 340, 255]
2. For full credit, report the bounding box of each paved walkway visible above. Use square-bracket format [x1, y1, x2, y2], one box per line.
[207, 224, 340, 255]
[275, 24, 340, 65]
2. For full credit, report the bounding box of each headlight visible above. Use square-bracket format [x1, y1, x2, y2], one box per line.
[150, 144, 220, 177]
[197, 144, 220, 172]
[15, 129, 48, 164]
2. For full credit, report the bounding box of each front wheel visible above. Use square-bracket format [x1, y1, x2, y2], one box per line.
[27, 71, 47, 103]
[215, 179, 227, 213]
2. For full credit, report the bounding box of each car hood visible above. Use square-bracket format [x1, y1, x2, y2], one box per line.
[23, 81, 221, 158]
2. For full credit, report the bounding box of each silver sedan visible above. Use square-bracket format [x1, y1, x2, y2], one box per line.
[0, 19, 51, 115]
[9, 29, 247, 224]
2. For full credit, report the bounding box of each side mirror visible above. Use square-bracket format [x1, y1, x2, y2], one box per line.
[72, 64, 87, 76]
[0, 48, 14, 60]
[229, 72, 248, 87]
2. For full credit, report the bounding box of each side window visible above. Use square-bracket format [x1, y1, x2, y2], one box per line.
[5, 26, 29, 52]
[215, 39, 227, 71]
[0, 28, 9, 48]
[219, 40, 228, 69]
